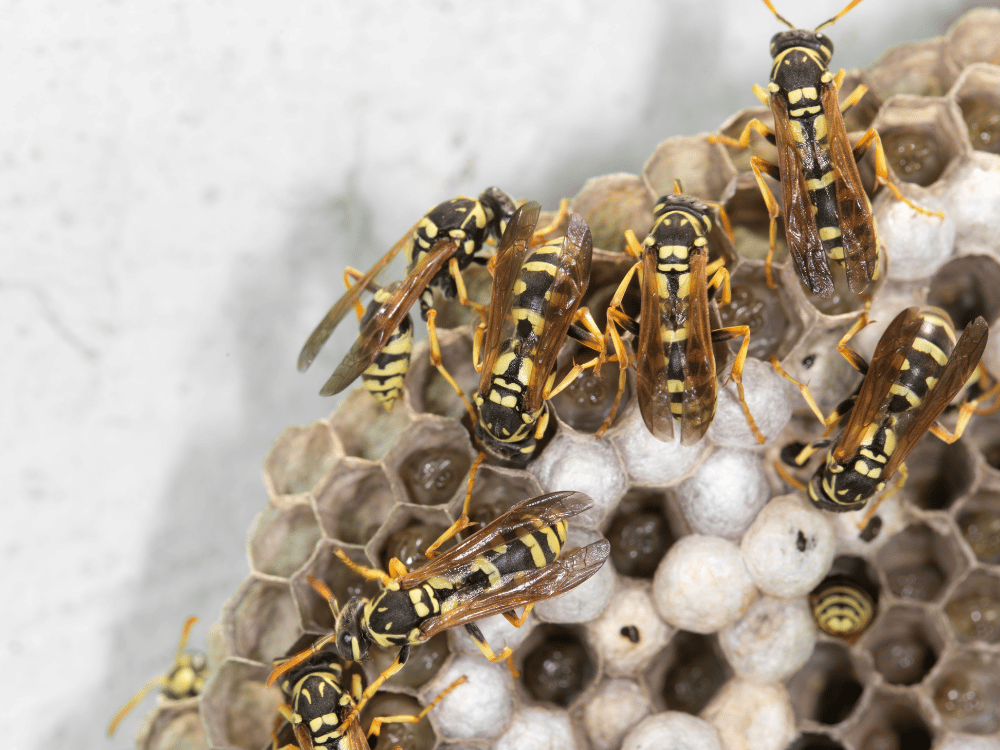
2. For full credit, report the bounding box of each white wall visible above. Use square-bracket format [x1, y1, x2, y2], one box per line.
[0, 1, 963, 747]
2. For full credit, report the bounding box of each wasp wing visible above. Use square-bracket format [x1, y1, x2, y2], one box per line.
[680, 247, 718, 444]
[522, 213, 593, 411]
[822, 83, 879, 294]
[298, 217, 424, 372]
[882, 316, 988, 479]
[832, 307, 923, 463]
[319, 238, 460, 396]
[416, 539, 610, 639]
[394, 491, 593, 588]
[476, 202, 540, 396]
[770, 94, 835, 298]
[635, 247, 674, 442]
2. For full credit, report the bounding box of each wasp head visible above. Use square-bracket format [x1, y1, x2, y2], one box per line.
[333, 596, 371, 662]
[770, 30, 833, 64]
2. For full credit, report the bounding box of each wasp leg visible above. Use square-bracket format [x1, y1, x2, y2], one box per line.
[859, 463, 908, 530]
[837, 80, 869, 114]
[708, 115, 775, 149]
[305, 575, 339, 618]
[337, 646, 410, 734]
[747, 155, 785, 289]
[425, 450, 485, 558]
[775, 461, 809, 492]
[852, 128, 945, 219]
[272, 705, 296, 750]
[501, 603, 535, 629]
[464, 621, 518, 677]
[711, 325, 766, 443]
[835, 311, 874, 376]
[343, 267, 368, 321]
[332, 547, 396, 585]
[972, 377, 1000, 416]
[267, 632, 338, 686]
[706, 258, 732, 306]
[448, 256, 488, 322]
[365, 676, 469, 745]
[532, 198, 571, 245]
[426, 309, 477, 423]
[770, 357, 847, 430]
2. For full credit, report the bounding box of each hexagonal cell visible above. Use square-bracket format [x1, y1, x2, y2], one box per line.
[847, 692, 933, 750]
[952, 64, 1000, 155]
[465, 466, 541, 528]
[313, 460, 397, 545]
[716, 107, 777, 174]
[642, 135, 736, 203]
[787, 735, 846, 750]
[359, 691, 438, 750]
[966, 413, 1000, 473]
[201, 657, 283, 750]
[723, 172, 787, 264]
[957, 493, 1000, 566]
[517, 624, 596, 708]
[330, 388, 412, 461]
[605, 488, 677, 579]
[867, 39, 961, 100]
[900, 437, 975, 513]
[571, 173, 655, 254]
[876, 523, 962, 603]
[369, 505, 455, 573]
[290, 541, 378, 633]
[870, 96, 967, 187]
[551, 353, 632, 436]
[264, 421, 340, 499]
[716, 265, 797, 362]
[654, 630, 731, 716]
[865, 605, 942, 686]
[927, 256, 1000, 334]
[138, 707, 208, 750]
[786, 642, 864, 726]
[405, 330, 479, 422]
[225, 576, 302, 665]
[369, 632, 451, 693]
[384, 420, 474, 507]
[946, 8, 1000, 68]
[810, 556, 881, 643]
[931, 651, 1000, 734]
[247, 501, 322, 578]
[944, 569, 1000, 644]
[434, 263, 492, 330]
[780, 323, 865, 415]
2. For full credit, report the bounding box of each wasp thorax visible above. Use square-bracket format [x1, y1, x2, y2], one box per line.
[334, 596, 371, 662]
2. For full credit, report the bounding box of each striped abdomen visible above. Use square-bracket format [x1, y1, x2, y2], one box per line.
[454, 517, 569, 593]
[884, 309, 957, 417]
[810, 578, 875, 641]
[359, 288, 414, 409]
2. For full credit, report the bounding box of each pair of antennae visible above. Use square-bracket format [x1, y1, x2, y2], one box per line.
[761, 0, 865, 31]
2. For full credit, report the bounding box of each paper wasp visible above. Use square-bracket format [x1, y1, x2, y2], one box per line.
[267, 491, 609, 713]
[598, 183, 765, 445]
[271, 582, 465, 750]
[710, 0, 942, 297]
[810, 575, 876, 642]
[775, 306, 991, 526]
[107, 616, 207, 737]
[297, 188, 518, 409]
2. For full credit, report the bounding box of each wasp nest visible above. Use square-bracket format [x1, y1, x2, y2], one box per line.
[134, 9, 1000, 750]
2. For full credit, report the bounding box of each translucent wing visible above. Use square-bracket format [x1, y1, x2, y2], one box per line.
[476, 201, 541, 395]
[832, 307, 923, 462]
[319, 238, 460, 396]
[298, 217, 423, 372]
[771, 94, 835, 297]
[416, 539, 610, 638]
[680, 247, 718, 445]
[822, 83, 879, 294]
[394, 491, 593, 588]
[882, 316, 988, 479]
[523, 213, 594, 411]
[635, 248, 674, 441]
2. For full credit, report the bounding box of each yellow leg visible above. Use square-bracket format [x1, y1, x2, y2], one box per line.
[465, 622, 514, 664]
[365, 676, 469, 743]
[706, 260, 732, 306]
[859, 463, 908, 530]
[749, 155, 784, 289]
[425, 450, 484, 558]
[332, 548, 395, 585]
[708, 116, 774, 149]
[532, 198, 571, 243]
[775, 460, 809, 492]
[426, 309, 477, 423]
[839, 81, 868, 112]
[272, 705, 296, 750]
[713, 325, 766, 444]
[343, 267, 368, 321]
[501, 602, 534, 629]
[337, 648, 409, 735]
[267, 631, 338, 687]
[448, 256, 488, 321]
[852, 128, 945, 219]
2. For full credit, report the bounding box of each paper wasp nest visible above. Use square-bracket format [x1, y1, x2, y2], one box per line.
[136, 9, 1000, 750]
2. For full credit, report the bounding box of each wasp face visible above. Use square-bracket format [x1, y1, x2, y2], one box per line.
[480, 187, 518, 235]
[770, 29, 833, 64]
[333, 596, 371, 662]
[653, 194, 709, 221]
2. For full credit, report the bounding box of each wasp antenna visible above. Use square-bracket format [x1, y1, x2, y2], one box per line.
[760, 0, 796, 29]
[107, 675, 169, 736]
[672, 179, 685, 195]
[816, 0, 865, 31]
[174, 616, 198, 660]
[306, 574, 340, 616]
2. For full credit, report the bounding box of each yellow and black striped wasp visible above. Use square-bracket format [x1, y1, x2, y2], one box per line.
[297, 188, 518, 410]
[710, 0, 941, 297]
[775, 306, 991, 526]
[810, 575, 876, 642]
[598, 183, 765, 445]
[267, 491, 609, 710]
[271, 579, 465, 750]
[107, 616, 207, 737]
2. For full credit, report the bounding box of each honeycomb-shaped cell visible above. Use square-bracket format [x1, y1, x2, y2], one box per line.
[464, 466, 542, 527]
[551, 354, 632, 436]
[870, 95, 968, 188]
[313, 460, 397, 545]
[642, 135, 736, 203]
[899, 437, 976, 513]
[786, 641, 864, 726]
[876, 523, 962, 603]
[247, 500, 322, 578]
[927, 255, 1000, 332]
[957, 492, 1000, 566]
[384, 419, 474, 507]
[722, 172, 786, 264]
[716, 107, 777, 175]
[651, 630, 732, 716]
[330, 387, 412, 461]
[263, 421, 340, 500]
[846, 691, 934, 750]
[359, 691, 438, 750]
[570, 173, 654, 253]
[200, 658, 282, 750]
[605, 488, 678, 579]
[931, 652, 1000, 734]
[135, 706, 207, 750]
[865, 605, 943, 686]
[516, 624, 597, 709]
[405, 330, 479, 422]
[946, 8, 1000, 68]
[951, 64, 1000, 155]
[787, 735, 846, 750]
[944, 570, 1000, 645]
[367, 505, 454, 572]
[224, 576, 302, 665]
[291, 541, 377, 632]
[866, 39, 961, 100]
[717, 265, 798, 362]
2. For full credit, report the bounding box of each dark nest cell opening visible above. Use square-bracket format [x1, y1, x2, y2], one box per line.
[876, 523, 960, 603]
[659, 631, 731, 716]
[606, 490, 677, 578]
[519, 625, 596, 708]
[786, 642, 864, 726]
[928, 255, 1000, 331]
[717, 266, 793, 361]
[866, 607, 940, 686]
[944, 571, 1000, 645]
[399, 446, 471, 506]
[855, 695, 932, 750]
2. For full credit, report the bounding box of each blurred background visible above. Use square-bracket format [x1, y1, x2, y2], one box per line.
[1, 0, 982, 747]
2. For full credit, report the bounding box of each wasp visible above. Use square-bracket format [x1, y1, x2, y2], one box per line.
[267, 491, 610, 709]
[598, 183, 765, 445]
[775, 306, 990, 526]
[710, 0, 942, 297]
[297, 187, 520, 410]
[271, 579, 466, 750]
[810, 575, 876, 642]
[107, 616, 207, 737]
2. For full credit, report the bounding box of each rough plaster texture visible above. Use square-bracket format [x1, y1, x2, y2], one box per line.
[1, 1, 953, 747]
